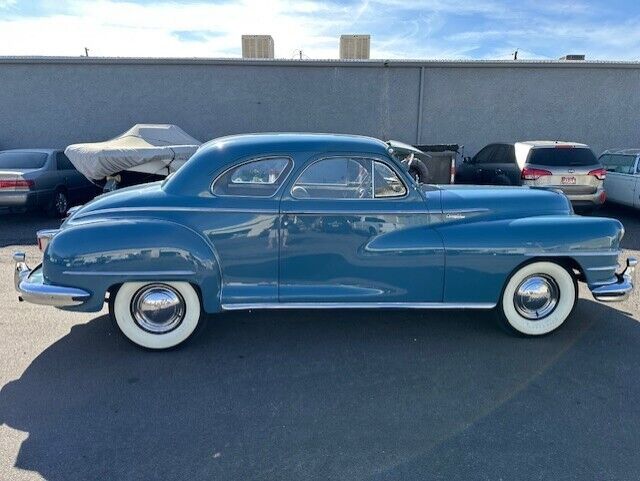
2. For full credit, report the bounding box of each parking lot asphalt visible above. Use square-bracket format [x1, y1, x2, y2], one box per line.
[0, 205, 639, 481]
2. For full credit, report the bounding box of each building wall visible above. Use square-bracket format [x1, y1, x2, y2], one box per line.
[0, 57, 639, 156]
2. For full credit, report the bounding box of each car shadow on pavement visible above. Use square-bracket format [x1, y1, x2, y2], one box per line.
[1, 300, 639, 481]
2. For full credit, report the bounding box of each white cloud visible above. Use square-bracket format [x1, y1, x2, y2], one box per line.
[0, 0, 639, 60]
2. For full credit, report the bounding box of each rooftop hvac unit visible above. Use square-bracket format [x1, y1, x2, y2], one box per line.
[340, 35, 370, 59]
[242, 35, 274, 59]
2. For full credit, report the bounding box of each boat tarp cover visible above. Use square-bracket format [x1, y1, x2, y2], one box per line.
[64, 124, 202, 181]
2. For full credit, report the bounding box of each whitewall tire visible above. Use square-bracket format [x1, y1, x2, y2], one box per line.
[110, 281, 202, 349]
[498, 261, 577, 336]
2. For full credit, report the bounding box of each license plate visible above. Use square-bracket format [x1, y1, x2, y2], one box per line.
[561, 176, 576, 185]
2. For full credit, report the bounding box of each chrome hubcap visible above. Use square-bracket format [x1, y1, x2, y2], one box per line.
[514, 274, 560, 320]
[131, 284, 185, 334]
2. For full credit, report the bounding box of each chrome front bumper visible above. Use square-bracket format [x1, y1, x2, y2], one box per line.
[591, 257, 637, 302]
[13, 252, 90, 307]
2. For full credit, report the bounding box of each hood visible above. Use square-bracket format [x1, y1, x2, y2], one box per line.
[435, 185, 572, 219]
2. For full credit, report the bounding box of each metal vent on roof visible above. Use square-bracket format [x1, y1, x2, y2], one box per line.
[242, 35, 274, 59]
[340, 35, 371, 59]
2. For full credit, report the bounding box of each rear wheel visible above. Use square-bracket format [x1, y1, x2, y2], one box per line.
[47, 189, 69, 218]
[109, 281, 202, 349]
[497, 261, 577, 336]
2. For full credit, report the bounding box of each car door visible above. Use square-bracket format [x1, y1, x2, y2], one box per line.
[493, 144, 520, 185]
[477, 144, 515, 185]
[472, 144, 500, 185]
[279, 154, 445, 304]
[601, 154, 638, 206]
[456, 145, 494, 184]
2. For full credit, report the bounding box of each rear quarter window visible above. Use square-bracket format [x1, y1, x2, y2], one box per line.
[527, 147, 597, 167]
[212, 157, 292, 197]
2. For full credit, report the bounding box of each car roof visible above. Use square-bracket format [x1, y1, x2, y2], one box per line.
[164, 132, 392, 195]
[198, 132, 389, 158]
[0, 148, 60, 154]
[516, 141, 590, 148]
[601, 148, 640, 156]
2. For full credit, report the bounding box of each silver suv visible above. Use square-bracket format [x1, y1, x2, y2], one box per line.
[456, 141, 606, 209]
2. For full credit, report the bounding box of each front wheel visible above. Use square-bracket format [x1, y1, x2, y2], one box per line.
[497, 261, 577, 336]
[109, 281, 202, 349]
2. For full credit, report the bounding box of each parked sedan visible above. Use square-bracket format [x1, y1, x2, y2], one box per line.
[456, 141, 607, 210]
[0, 149, 98, 217]
[599, 149, 640, 209]
[13, 133, 635, 350]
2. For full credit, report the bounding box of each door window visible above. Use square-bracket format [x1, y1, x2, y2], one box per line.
[212, 157, 292, 197]
[292, 157, 406, 199]
[600, 154, 637, 174]
[493, 144, 516, 164]
[373, 161, 407, 197]
[474, 145, 498, 164]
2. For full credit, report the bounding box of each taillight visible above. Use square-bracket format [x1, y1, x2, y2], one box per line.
[0, 179, 34, 190]
[521, 167, 552, 180]
[588, 168, 607, 180]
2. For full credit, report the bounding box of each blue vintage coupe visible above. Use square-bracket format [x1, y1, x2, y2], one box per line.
[14, 133, 636, 349]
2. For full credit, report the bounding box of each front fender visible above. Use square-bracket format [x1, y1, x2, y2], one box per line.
[44, 218, 222, 313]
[437, 215, 623, 303]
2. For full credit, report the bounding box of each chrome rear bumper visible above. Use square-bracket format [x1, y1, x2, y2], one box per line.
[14, 252, 90, 307]
[591, 257, 637, 302]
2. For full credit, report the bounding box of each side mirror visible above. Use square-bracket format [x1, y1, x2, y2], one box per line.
[463, 156, 473, 164]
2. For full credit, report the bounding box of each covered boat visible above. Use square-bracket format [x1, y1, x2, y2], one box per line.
[65, 124, 201, 190]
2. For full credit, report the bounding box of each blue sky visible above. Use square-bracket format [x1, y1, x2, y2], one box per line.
[1, 0, 639, 59]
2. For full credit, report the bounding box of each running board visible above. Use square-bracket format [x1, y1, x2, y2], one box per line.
[221, 302, 496, 311]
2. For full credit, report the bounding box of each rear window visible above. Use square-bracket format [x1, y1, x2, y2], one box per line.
[527, 147, 597, 167]
[0, 152, 48, 169]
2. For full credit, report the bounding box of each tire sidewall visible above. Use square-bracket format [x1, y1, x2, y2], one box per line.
[500, 262, 576, 336]
[112, 281, 201, 349]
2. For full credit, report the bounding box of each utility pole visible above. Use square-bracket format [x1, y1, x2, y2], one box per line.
[84, 47, 90, 57]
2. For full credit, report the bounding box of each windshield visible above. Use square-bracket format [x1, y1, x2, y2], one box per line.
[527, 147, 597, 167]
[0, 152, 48, 169]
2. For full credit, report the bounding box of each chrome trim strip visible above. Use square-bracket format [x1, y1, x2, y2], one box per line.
[524, 250, 620, 257]
[586, 265, 618, 271]
[441, 208, 489, 214]
[283, 210, 431, 215]
[76, 206, 277, 218]
[221, 302, 496, 311]
[62, 270, 196, 276]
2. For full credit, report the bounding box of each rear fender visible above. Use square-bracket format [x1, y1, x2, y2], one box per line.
[44, 218, 222, 313]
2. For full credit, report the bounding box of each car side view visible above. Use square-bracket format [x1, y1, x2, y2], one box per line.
[13, 133, 636, 349]
[456, 141, 606, 210]
[0, 149, 98, 217]
[599, 149, 640, 209]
